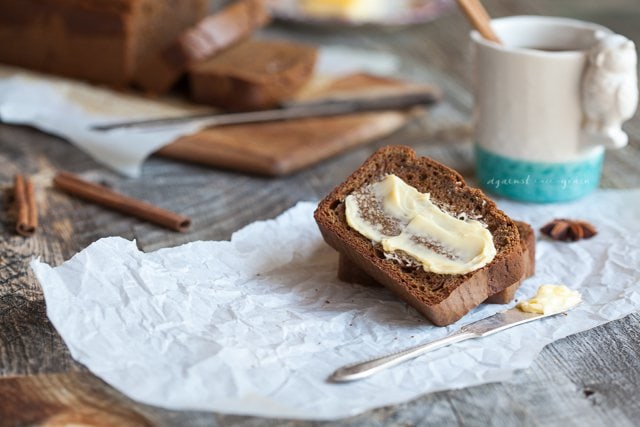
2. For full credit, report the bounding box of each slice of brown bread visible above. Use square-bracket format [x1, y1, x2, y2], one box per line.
[314, 145, 525, 326]
[485, 222, 535, 303]
[337, 221, 535, 304]
[189, 38, 317, 110]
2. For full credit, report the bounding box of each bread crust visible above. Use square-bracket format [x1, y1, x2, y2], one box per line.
[314, 146, 525, 326]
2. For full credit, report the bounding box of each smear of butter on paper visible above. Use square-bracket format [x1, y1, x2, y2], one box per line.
[518, 284, 582, 314]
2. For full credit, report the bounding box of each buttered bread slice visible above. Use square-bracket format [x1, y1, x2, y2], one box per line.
[314, 145, 525, 326]
[337, 221, 535, 305]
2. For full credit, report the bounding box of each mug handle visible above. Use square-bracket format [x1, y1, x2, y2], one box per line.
[581, 32, 638, 150]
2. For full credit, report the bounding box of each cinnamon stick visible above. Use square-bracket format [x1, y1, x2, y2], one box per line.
[53, 171, 191, 232]
[456, 0, 501, 44]
[14, 174, 38, 237]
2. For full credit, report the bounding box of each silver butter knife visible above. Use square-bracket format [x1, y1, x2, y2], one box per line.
[90, 91, 440, 132]
[329, 302, 580, 383]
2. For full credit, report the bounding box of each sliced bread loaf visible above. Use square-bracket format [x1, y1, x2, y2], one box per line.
[0, 0, 206, 87]
[314, 145, 525, 326]
[134, 0, 271, 94]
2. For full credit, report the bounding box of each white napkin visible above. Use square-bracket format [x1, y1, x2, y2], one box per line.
[31, 189, 640, 420]
[0, 47, 399, 177]
[0, 67, 207, 177]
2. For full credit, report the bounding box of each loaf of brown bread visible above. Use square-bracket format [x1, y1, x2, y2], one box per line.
[0, 0, 206, 86]
[314, 145, 526, 326]
[135, 0, 271, 94]
[189, 39, 317, 110]
[338, 221, 536, 304]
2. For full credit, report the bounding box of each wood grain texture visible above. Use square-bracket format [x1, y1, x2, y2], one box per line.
[0, 372, 221, 427]
[1, 0, 640, 425]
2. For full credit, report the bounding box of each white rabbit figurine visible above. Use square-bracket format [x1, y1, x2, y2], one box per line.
[582, 33, 638, 148]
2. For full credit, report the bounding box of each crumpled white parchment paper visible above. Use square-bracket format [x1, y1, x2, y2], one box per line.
[31, 189, 640, 420]
[0, 47, 398, 178]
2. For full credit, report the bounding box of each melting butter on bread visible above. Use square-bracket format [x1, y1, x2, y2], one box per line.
[314, 146, 526, 326]
[338, 221, 535, 305]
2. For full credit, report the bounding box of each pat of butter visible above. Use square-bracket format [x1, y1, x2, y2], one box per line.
[300, 0, 388, 20]
[517, 284, 582, 314]
[344, 174, 496, 275]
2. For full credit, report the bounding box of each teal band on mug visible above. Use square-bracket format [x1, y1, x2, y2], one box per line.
[475, 145, 604, 203]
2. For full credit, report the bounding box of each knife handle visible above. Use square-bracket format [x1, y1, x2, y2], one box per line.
[328, 330, 475, 383]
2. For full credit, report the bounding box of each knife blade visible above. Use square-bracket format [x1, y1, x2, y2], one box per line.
[90, 90, 440, 132]
[328, 302, 580, 383]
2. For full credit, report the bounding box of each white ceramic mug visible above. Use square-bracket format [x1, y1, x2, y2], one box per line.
[472, 16, 637, 202]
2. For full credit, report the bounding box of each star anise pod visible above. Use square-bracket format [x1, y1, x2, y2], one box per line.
[540, 219, 597, 242]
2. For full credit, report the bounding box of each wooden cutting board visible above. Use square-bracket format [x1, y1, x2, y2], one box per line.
[156, 74, 439, 176]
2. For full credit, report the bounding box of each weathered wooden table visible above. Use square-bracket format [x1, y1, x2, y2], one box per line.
[2, 1, 640, 425]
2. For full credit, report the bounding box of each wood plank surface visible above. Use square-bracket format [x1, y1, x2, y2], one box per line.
[2, 0, 640, 425]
